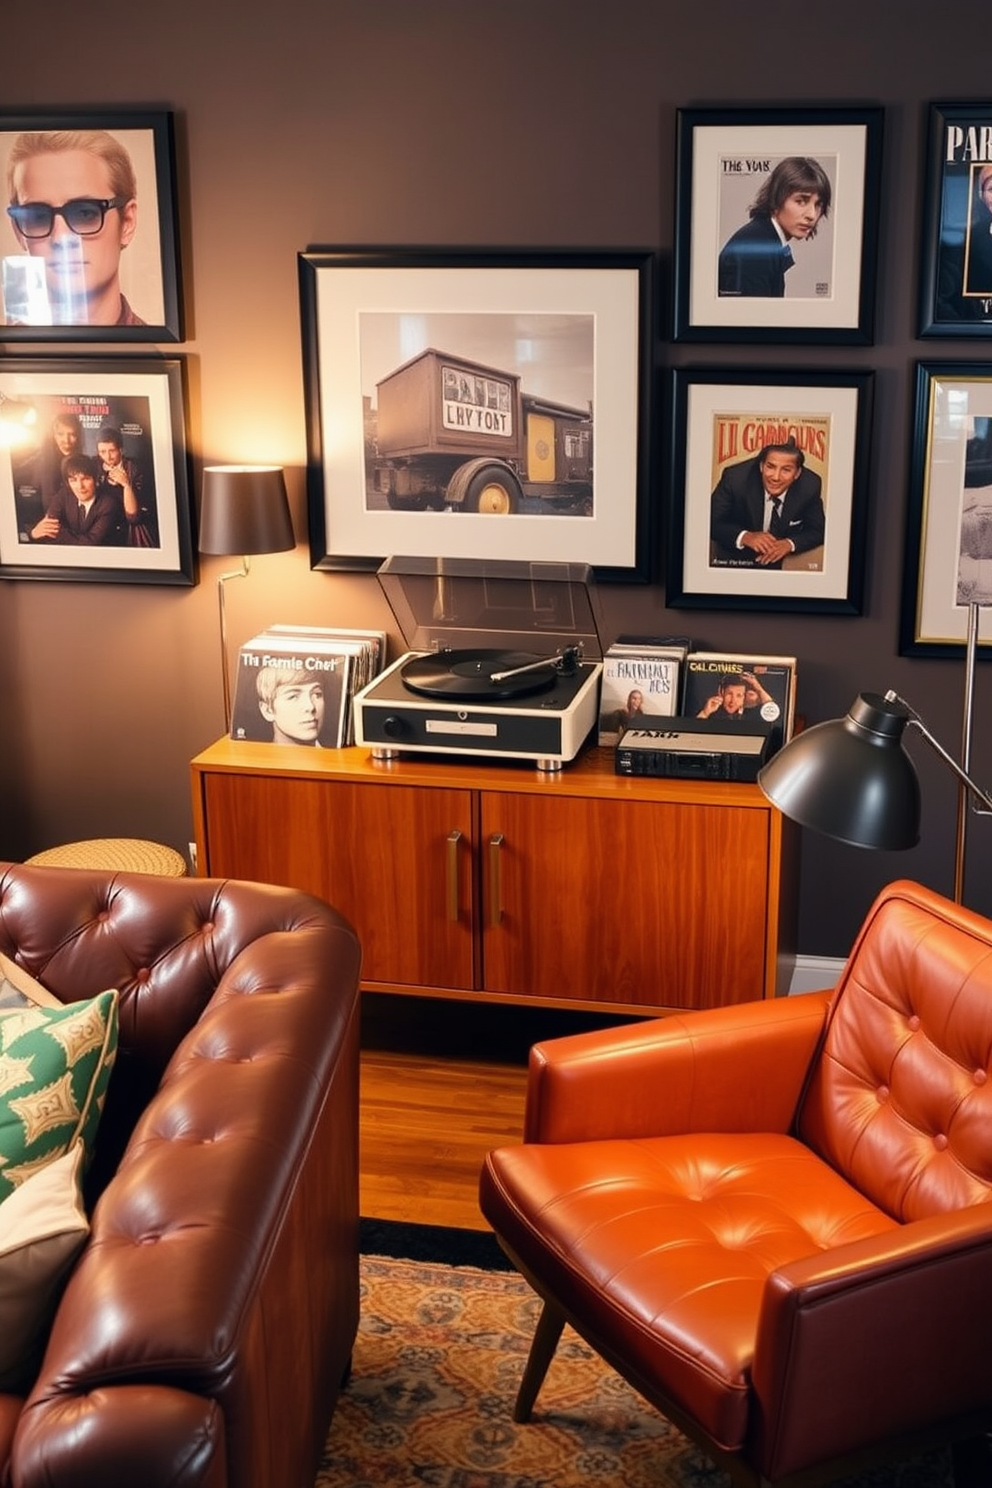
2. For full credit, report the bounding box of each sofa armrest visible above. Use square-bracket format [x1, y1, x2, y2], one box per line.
[751, 1203, 992, 1480]
[524, 992, 832, 1144]
[14, 1385, 225, 1488]
[16, 911, 361, 1488]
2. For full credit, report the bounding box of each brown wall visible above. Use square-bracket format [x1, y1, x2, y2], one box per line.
[1, 0, 989, 956]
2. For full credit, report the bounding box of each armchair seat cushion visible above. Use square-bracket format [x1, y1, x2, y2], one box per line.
[482, 1130, 897, 1449]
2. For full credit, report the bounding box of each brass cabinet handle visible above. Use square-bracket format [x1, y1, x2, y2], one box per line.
[446, 830, 462, 921]
[488, 833, 504, 927]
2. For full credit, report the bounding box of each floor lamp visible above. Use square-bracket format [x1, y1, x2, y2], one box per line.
[198, 465, 295, 732]
[757, 602, 992, 905]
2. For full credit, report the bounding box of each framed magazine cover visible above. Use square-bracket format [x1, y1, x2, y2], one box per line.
[298, 246, 655, 582]
[672, 106, 882, 344]
[919, 102, 992, 337]
[0, 356, 195, 585]
[901, 362, 992, 657]
[0, 109, 182, 341]
[666, 367, 873, 614]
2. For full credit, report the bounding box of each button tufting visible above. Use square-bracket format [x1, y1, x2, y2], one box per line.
[974, 1069, 988, 1086]
[908, 1014, 921, 1031]
[136, 968, 151, 984]
[934, 1134, 949, 1151]
[876, 1086, 889, 1102]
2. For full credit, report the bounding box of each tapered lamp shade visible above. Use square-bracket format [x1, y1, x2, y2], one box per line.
[757, 692, 922, 850]
[199, 465, 295, 556]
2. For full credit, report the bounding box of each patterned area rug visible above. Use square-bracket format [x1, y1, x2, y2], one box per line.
[316, 1253, 954, 1487]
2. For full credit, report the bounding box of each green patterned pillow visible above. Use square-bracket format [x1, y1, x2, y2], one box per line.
[0, 989, 119, 1200]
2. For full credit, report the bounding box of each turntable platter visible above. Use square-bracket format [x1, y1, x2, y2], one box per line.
[401, 649, 558, 702]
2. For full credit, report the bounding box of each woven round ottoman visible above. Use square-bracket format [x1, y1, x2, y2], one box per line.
[25, 838, 188, 877]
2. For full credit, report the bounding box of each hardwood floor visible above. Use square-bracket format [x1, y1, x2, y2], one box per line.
[359, 993, 639, 1231]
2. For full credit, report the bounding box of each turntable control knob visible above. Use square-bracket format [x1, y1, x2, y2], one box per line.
[383, 715, 408, 739]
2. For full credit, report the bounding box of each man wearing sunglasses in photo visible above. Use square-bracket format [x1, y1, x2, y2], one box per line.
[4, 129, 144, 326]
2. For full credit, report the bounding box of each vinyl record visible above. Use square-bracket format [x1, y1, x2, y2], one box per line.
[401, 649, 559, 702]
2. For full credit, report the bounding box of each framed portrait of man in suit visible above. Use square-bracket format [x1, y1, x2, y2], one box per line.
[672, 107, 883, 345]
[666, 368, 874, 615]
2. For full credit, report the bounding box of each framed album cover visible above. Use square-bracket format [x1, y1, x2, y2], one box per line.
[919, 102, 992, 337]
[0, 356, 194, 585]
[666, 366, 873, 614]
[0, 109, 182, 341]
[672, 106, 882, 344]
[901, 362, 992, 656]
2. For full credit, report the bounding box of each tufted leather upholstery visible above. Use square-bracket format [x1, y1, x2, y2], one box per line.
[479, 880, 992, 1486]
[0, 861, 362, 1488]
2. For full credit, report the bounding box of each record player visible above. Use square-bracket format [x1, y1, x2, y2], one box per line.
[354, 556, 604, 770]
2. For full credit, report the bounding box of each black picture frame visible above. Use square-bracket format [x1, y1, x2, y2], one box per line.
[0, 355, 195, 585]
[0, 109, 183, 342]
[901, 361, 992, 656]
[672, 106, 882, 345]
[665, 366, 873, 614]
[918, 102, 992, 337]
[299, 246, 655, 582]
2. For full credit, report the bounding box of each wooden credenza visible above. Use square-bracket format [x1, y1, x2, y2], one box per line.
[190, 739, 797, 1016]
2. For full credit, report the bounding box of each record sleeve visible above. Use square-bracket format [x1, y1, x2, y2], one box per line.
[680, 651, 797, 748]
[230, 633, 351, 747]
[597, 645, 682, 745]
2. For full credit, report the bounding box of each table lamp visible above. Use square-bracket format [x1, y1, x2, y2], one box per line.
[198, 465, 295, 731]
[758, 603, 992, 904]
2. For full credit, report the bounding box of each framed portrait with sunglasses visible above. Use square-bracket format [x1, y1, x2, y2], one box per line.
[0, 110, 182, 342]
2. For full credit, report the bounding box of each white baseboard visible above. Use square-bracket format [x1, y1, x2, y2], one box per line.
[788, 954, 846, 995]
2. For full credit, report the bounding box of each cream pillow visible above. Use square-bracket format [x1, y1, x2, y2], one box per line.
[0, 1142, 89, 1391]
[0, 953, 61, 1010]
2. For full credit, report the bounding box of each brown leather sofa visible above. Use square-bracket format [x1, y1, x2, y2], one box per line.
[0, 861, 362, 1488]
[480, 879, 992, 1486]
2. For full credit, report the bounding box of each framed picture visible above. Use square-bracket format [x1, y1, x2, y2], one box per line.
[0, 110, 182, 341]
[0, 356, 195, 585]
[672, 106, 883, 344]
[299, 246, 655, 582]
[919, 103, 992, 337]
[666, 367, 874, 614]
[901, 362, 992, 656]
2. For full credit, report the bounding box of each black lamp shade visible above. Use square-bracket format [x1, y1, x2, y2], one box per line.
[757, 692, 922, 850]
[199, 465, 295, 556]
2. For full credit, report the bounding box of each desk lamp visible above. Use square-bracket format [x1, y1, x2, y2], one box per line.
[758, 603, 992, 904]
[198, 465, 295, 731]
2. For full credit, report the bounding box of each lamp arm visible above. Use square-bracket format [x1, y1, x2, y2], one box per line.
[887, 690, 992, 817]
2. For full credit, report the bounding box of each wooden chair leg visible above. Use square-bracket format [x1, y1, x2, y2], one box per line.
[514, 1299, 567, 1423]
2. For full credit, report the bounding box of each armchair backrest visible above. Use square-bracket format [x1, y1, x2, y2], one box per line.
[798, 879, 992, 1223]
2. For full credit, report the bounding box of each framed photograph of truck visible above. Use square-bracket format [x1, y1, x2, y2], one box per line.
[298, 247, 655, 582]
[672, 106, 882, 344]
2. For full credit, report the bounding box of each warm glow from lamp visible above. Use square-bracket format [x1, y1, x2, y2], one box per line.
[198, 465, 295, 731]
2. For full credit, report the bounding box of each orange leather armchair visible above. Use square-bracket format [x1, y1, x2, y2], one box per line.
[480, 880, 992, 1486]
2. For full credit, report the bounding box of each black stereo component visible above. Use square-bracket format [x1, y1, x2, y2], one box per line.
[615, 722, 772, 782]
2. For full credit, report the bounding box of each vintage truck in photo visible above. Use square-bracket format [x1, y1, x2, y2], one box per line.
[368, 348, 593, 514]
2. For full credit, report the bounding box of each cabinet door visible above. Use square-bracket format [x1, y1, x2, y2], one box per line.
[200, 774, 476, 990]
[480, 792, 771, 1009]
